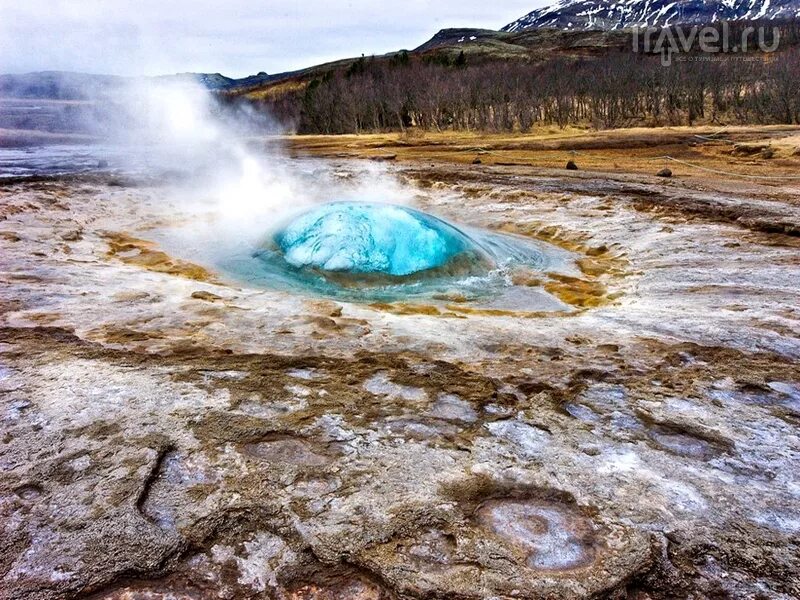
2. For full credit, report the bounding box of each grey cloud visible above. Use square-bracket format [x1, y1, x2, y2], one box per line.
[0, 0, 546, 77]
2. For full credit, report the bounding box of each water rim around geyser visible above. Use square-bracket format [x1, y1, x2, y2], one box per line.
[220, 201, 574, 305]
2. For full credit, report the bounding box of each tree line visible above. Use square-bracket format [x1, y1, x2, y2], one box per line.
[241, 21, 800, 133]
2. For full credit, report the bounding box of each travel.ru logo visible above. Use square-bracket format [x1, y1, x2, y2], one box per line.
[634, 23, 781, 66]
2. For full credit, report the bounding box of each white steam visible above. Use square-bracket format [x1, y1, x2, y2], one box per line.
[98, 79, 414, 271]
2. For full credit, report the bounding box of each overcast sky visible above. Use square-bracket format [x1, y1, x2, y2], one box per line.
[0, 1, 548, 78]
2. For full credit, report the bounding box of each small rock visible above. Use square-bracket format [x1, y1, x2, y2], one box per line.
[657, 167, 673, 178]
[429, 393, 477, 423]
[565, 160, 578, 170]
[586, 244, 609, 257]
[761, 147, 775, 159]
[472, 157, 482, 165]
[580, 444, 602, 456]
[97, 160, 109, 169]
[191, 291, 223, 302]
[307, 300, 342, 317]
[60, 229, 82, 241]
[792, 147, 800, 156]
[732, 143, 767, 156]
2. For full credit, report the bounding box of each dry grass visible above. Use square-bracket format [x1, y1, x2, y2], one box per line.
[244, 80, 308, 100]
[280, 125, 800, 183]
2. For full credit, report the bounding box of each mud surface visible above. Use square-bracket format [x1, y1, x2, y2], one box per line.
[1, 157, 799, 599]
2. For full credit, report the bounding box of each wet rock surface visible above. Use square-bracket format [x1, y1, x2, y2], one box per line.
[1, 160, 800, 599]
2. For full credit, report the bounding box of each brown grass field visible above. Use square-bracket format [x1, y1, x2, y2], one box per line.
[283, 124, 800, 202]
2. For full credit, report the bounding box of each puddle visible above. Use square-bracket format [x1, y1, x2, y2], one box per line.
[286, 367, 323, 381]
[647, 425, 724, 460]
[476, 498, 598, 571]
[486, 420, 550, 458]
[564, 402, 601, 423]
[363, 372, 428, 402]
[428, 393, 477, 423]
[710, 385, 800, 417]
[382, 417, 460, 441]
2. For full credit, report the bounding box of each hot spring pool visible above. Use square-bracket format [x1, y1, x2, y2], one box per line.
[218, 201, 579, 310]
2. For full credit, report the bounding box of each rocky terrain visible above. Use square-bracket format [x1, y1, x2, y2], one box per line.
[1, 131, 800, 599]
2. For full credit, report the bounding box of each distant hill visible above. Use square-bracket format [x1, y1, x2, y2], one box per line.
[226, 27, 635, 102]
[0, 71, 283, 141]
[0, 71, 278, 100]
[412, 27, 630, 58]
[0, 71, 125, 100]
[503, 0, 800, 31]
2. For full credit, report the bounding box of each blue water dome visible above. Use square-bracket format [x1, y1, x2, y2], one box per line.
[274, 202, 480, 277]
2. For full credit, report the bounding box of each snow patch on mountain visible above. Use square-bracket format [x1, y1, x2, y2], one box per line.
[503, 0, 800, 32]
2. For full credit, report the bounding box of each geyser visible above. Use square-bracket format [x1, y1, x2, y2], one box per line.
[217, 200, 577, 308]
[274, 202, 486, 277]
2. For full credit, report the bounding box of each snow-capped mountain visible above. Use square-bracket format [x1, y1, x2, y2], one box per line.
[503, 0, 800, 31]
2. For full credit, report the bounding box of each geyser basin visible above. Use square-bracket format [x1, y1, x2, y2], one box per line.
[221, 201, 578, 309]
[275, 202, 488, 278]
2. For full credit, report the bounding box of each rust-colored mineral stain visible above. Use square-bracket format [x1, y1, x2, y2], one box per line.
[103, 231, 218, 282]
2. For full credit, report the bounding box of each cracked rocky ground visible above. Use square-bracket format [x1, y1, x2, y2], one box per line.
[1, 158, 799, 599]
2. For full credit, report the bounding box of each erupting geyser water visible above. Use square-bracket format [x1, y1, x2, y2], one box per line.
[217, 200, 578, 309]
[275, 202, 487, 277]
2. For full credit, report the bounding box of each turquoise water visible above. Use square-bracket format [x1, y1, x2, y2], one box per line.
[219, 201, 575, 307]
[275, 202, 478, 276]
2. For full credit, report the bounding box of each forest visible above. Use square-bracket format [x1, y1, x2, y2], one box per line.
[245, 20, 800, 134]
